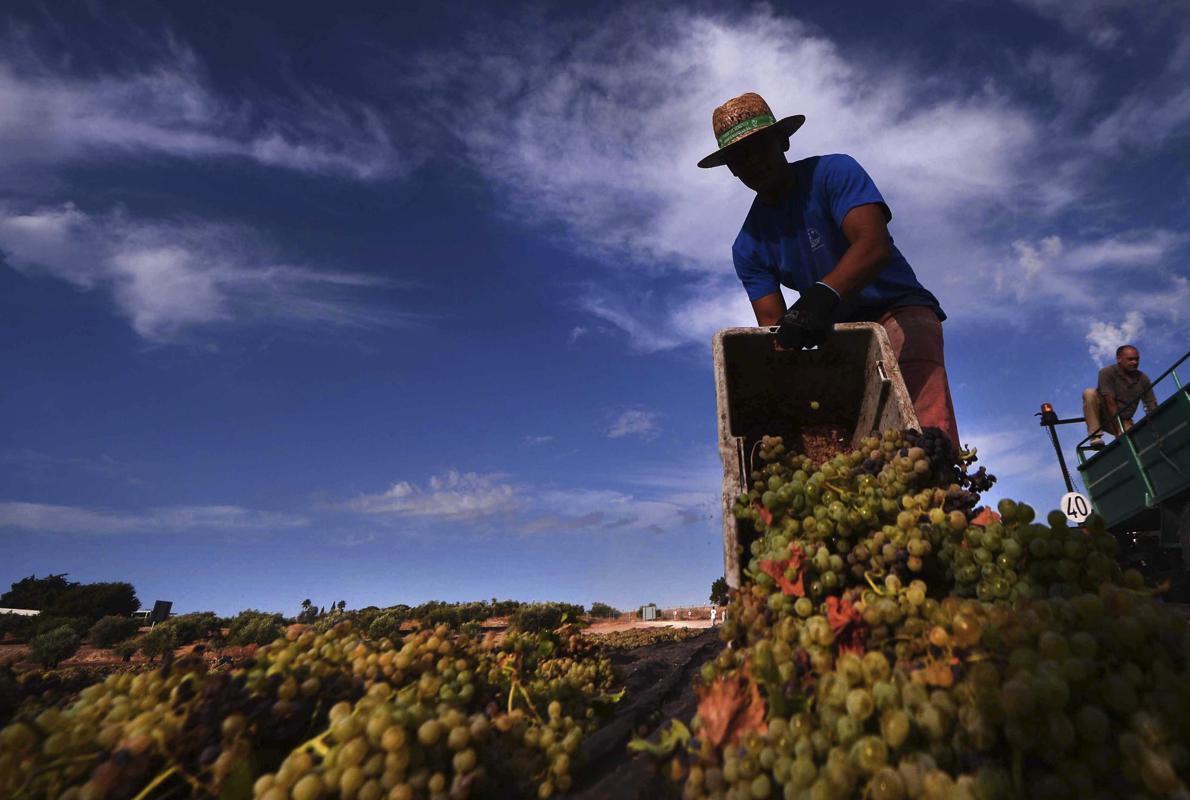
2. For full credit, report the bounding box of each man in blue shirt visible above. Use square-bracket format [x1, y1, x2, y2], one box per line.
[697, 92, 959, 447]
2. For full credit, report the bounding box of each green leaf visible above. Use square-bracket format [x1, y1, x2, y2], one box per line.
[218, 756, 255, 800]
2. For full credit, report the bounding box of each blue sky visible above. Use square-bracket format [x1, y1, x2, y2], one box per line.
[2, 1, 1187, 616]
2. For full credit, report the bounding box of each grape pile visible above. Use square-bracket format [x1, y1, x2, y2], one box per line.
[589, 628, 705, 651]
[0, 621, 618, 799]
[683, 428, 1190, 799]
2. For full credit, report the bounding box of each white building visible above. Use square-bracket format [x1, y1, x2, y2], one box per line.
[0, 608, 40, 616]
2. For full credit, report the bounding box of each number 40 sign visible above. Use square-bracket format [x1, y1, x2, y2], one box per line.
[1060, 492, 1092, 524]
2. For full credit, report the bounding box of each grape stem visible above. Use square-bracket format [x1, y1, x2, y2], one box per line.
[500, 656, 543, 723]
[291, 728, 332, 758]
[863, 571, 892, 596]
[130, 766, 178, 800]
[748, 439, 765, 478]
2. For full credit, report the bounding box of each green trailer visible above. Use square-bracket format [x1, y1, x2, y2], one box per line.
[1074, 351, 1190, 557]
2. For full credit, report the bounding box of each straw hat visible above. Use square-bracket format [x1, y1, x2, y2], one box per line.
[697, 92, 805, 169]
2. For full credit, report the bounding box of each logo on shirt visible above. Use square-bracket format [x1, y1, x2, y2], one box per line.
[807, 227, 823, 251]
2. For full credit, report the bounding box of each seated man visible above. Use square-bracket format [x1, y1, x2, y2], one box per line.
[1083, 344, 1158, 448]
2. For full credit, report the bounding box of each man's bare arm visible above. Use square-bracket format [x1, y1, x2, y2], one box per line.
[819, 203, 893, 297]
[1143, 386, 1158, 414]
[751, 292, 787, 327]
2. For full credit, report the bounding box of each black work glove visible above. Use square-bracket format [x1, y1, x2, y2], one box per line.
[776, 282, 840, 350]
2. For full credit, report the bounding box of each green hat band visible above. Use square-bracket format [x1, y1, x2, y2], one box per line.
[716, 114, 776, 148]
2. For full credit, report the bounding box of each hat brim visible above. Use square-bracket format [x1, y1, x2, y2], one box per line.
[697, 114, 805, 169]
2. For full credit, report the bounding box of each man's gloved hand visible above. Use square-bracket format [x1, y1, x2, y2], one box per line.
[776, 282, 840, 350]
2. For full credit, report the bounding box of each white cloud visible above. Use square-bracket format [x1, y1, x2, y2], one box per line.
[1086, 312, 1145, 362]
[0, 449, 136, 482]
[0, 501, 307, 534]
[339, 462, 715, 535]
[957, 423, 1085, 515]
[525, 486, 714, 534]
[998, 231, 1188, 340]
[0, 203, 411, 341]
[0, 47, 398, 180]
[523, 435, 555, 446]
[1089, 86, 1190, 152]
[607, 409, 661, 439]
[401, 8, 1189, 353]
[402, 9, 1072, 349]
[1007, 0, 1130, 48]
[343, 471, 521, 521]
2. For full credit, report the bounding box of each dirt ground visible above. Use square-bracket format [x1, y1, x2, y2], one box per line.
[583, 619, 716, 634]
[0, 641, 257, 670]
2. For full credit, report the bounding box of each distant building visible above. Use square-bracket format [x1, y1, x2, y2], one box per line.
[0, 608, 40, 617]
[640, 603, 658, 621]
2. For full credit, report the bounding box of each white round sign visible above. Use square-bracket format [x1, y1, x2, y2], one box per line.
[1060, 492, 1092, 524]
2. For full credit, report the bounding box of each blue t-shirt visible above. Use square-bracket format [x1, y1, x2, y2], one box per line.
[732, 154, 945, 322]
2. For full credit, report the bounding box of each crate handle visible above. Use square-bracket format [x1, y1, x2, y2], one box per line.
[871, 360, 892, 435]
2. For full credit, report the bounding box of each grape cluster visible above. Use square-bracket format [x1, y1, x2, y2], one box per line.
[0, 621, 618, 799]
[683, 429, 1190, 799]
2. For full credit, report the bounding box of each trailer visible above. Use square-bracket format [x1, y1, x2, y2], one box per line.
[1077, 352, 1190, 550]
[712, 323, 919, 587]
[1039, 350, 1190, 580]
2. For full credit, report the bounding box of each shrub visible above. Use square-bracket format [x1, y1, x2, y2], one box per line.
[29, 625, 81, 668]
[88, 616, 142, 648]
[367, 610, 406, 643]
[113, 640, 139, 662]
[511, 602, 585, 633]
[36, 615, 91, 638]
[156, 612, 220, 646]
[138, 626, 177, 662]
[0, 612, 39, 642]
[226, 610, 285, 647]
[589, 602, 620, 619]
[1, 574, 139, 624]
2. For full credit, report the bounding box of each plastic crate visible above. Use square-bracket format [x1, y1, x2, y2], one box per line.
[713, 323, 920, 588]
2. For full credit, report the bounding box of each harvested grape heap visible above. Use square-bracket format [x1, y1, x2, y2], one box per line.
[683, 428, 1190, 800]
[0, 622, 618, 799]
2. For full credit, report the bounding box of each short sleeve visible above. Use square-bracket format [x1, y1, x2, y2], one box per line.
[821, 154, 891, 227]
[732, 234, 780, 302]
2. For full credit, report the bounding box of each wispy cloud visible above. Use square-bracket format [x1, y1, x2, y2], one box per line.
[338, 464, 713, 535]
[0, 449, 141, 484]
[607, 409, 660, 440]
[402, 9, 1041, 348]
[0, 45, 398, 180]
[1000, 230, 1188, 351]
[523, 435, 555, 446]
[342, 471, 521, 521]
[0, 203, 414, 342]
[0, 501, 307, 534]
[404, 8, 1189, 353]
[1008, 0, 1131, 48]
